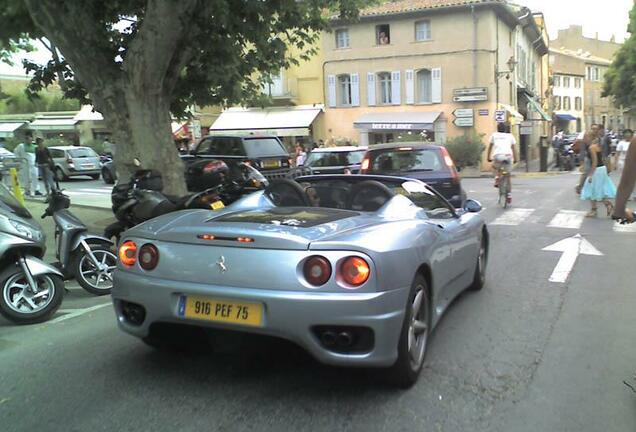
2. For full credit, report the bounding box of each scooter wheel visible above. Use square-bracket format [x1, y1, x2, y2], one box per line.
[72, 245, 117, 296]
[0, 267, 64, 325]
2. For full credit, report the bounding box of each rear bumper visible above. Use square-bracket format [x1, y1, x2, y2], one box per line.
[112, 270, 408, 367]
[66, 167, 101, 176]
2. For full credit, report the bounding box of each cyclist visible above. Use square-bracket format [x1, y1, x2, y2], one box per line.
[487, 122, 518, 204]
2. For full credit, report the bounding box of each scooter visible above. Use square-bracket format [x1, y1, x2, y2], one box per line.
[0, 184, 65, 324]
[42, 188, 117, 295]
[559, 143, 575, 171]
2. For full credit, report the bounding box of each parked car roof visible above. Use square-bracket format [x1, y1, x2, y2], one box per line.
[48, 146, 94, 150]
[367, 142, 441, 151]
[311, 146, 367, 153]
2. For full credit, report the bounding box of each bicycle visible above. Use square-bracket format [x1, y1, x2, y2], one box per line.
[494, 160, 512, 209]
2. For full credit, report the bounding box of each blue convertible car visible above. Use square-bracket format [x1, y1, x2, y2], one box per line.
[112, 175, 488, 387]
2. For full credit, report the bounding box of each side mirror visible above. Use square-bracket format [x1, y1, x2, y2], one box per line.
[463, 199, 482, 213]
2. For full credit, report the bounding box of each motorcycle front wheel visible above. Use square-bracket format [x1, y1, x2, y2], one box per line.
[0, 267, 64, 324]
[73, 245, 117, 295]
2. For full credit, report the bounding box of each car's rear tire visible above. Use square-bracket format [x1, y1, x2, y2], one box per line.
[386, 274, 430, 388]
[468, 235, 488, 291]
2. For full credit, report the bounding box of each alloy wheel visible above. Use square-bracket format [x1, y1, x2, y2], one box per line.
[407, 285, 429, 371]
[3, 273, 55, 314]
[79, 250, 117, 291]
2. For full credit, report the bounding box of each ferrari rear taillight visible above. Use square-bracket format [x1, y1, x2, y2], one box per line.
[138, 244, 159, 270]
[339, 256, 370, 287]
[303, 256, 332, 286]
[118, 241, 137, 267]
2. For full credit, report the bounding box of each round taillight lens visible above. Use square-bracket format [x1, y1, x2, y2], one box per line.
[118, 241, 137, 267]
[138, 244, 159, 271]
[303, 256, 332, 286]
[340, 257, 370, 286]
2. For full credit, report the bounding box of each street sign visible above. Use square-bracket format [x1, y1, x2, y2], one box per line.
[478, 109, 489, 116]
[453, 117, 474, 127]
[453, 87, 487, 96]
[494, 110, 506, 123]
[453, 108, 474, 118]
[542, 234, 602, 283]
[453, 95, 488, 102]
[520, 120, 533, 135]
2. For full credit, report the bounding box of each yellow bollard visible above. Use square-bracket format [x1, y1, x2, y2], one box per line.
[10, 168, 25, 206]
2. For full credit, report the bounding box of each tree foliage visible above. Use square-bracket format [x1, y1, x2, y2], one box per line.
[603, 2, 636, 106]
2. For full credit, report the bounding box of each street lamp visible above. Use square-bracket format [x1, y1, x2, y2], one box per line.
[495, 56, 518, 79]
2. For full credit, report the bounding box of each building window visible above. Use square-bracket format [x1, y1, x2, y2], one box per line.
[417, 69, 432, 103]
[378, 72, 392, 104]
[376, 24, 390, 45]
[335, 29, 349, 49]
[554, 96, 561, 110]
[563, 96, 571, 110]
[575, 97, 582, 111]
[337, 75, 351, 106]
[415, 20, 431, 41]
[563, 76, 570, 87]
[574, 77, 581, 88]
[263, 69, 284, 96]
[587, 66, 600, 81]
[553, 75, 560, 87]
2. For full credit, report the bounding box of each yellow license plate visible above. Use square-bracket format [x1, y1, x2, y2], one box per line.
[262, 159, 280, 169]
[210, 200, 225, 210]
[178, 295, 263, 327]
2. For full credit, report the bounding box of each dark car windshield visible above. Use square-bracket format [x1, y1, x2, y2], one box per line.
[0, 184, 30, 218]
[243, 138, 286, 158]
[368, 148, 445, 173]
[68, 148, 98, 158]
[305, 150, 365, 167]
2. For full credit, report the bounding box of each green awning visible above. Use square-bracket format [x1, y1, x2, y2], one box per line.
[527, 98, 550, 121]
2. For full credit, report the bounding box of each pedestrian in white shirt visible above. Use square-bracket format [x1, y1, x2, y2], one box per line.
[615, 129, 633, 172]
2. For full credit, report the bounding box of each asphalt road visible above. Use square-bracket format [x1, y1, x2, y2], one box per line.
[1, 172, 635, 432]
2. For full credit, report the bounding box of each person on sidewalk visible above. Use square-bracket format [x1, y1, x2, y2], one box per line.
[13, 131, 42, 197]
[35, 138, 56, 197]
[487, 122, 517, 204]
[580, 135, 616, 218]
[613, 134, 636, 223]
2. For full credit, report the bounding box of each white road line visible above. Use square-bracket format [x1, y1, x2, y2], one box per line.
[547, 210, 586, 229]
[63, 190, 107, 196]
[613, 222, 636, 233]
[49, 302, 111, 324]
[491, 208, 535, 226]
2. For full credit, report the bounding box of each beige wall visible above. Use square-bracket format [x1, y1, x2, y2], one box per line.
[553, 26, 620, 60]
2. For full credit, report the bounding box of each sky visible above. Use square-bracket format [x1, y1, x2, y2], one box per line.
[1, 0, 633, 77]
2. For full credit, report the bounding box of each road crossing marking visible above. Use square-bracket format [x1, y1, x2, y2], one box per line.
[547, 210, 586, 229]
[48, 302, 112, 324]
[613, 222, 636, 233]
[490, 208, 535, 226]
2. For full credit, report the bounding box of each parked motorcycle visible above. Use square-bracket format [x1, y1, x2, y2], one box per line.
[0, 184, 65, 324]
[104, 159, 266, 240]
[559, 143, 575, 171]
[42, 188, 117, 295]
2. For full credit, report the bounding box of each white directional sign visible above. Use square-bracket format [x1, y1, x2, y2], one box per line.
[453, 95, 488, 102]
[453, 117, 474, 127]
[494, 110, 506, 123]
[453, 108, 474, 118]
[542, 234, 603, 283]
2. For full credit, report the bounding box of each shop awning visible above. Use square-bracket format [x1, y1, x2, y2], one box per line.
[526, 98, 551, 121]
[29, 118, 78, 131]
[354, 112, 441, 130]
[499, 104, 524, 121]
[0, 122, 27, 138]
[210, 105, 323, 137]
[555, 113, 577, 121]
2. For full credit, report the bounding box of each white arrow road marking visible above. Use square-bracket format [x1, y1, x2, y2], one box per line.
[48, 302, 112, 324]
[548, 210, 586, 229]
[542, 234, 603, 283]
[491, 208, 535, 226]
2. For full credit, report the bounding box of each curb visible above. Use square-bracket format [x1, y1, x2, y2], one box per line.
[24, 197, 111, 212]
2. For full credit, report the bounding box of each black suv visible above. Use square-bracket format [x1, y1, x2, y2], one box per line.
[185, 135, 291, 182]
[360, 143, 466, 208]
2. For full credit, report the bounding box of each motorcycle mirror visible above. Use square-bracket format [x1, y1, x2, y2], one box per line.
[133, 158, 141, 167]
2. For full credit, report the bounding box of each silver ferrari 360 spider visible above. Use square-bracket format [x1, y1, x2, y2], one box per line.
[112, 175, 488, 386]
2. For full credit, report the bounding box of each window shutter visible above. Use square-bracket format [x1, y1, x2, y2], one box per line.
[367, 72, 376, 106]
[391, 70, 401, 105]
[405, 69, 414, 104]
[431, 68, 442, 103]
[350, 73, 360, 107]
[327, 74, 337, 108]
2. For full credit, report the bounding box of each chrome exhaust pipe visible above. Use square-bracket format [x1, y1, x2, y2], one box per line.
[320, 331, 337, 347]
[336, 331, 353, 347]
